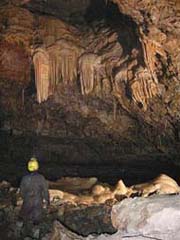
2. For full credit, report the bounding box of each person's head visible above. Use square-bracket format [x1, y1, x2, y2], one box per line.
[28, 157, 39, 172]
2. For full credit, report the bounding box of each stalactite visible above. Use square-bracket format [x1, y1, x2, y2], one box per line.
[48, 39, 84, 88]
[33, 48, 50, 103]
[130, 67, 159, 111]
[113, 97, 117, 120]
[33, 38, 84, 103]
[78, 53, 102, 95]
[140, 29, 167, 84]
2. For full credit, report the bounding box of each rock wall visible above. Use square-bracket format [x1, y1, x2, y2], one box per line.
[0, 42, 30, 84]
[0, 0, 180, 157]
[112, 0, 180, 116]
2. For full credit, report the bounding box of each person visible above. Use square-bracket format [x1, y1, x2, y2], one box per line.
[20, 157, 50, 224]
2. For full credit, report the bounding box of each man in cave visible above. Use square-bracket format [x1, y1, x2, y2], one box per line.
[20, 157, 50, 224]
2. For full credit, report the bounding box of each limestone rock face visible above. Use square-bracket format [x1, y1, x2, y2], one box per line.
[0, 41, 30, 85]
[112, 0, 180, 117]
[1, 0, 180, 156]
[0, 6, 34, 48]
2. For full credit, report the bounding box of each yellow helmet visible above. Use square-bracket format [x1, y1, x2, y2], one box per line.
[28, 157, 39, 172]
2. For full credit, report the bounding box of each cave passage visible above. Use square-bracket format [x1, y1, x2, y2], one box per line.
[0, 131, 180, 189]
[1, 1, 180, 240]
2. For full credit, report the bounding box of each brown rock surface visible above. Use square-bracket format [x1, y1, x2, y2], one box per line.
[0, 41, 30, 85]
[0, 0, 180, 158]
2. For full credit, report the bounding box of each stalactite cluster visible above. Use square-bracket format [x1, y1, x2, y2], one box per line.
[49, 39, 84, 86]
[32, 19, 127, 103]
[32, 17, 165, 109]
[0, 3, 170, 111]
[33, 39, 84, 103]
[1, 0, 180, 153]
[31, 16, 85, 102]
[140, 31, 167, 84]
[130, 67, 159, 111]
[0, 0, 180, 118]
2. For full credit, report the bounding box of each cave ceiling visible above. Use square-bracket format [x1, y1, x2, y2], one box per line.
[0, 0, 180, 155]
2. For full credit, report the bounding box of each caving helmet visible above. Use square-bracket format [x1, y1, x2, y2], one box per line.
[28, 157, 39, 172]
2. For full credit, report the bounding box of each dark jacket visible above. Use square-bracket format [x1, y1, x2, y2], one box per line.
[20, 172, 49, 223]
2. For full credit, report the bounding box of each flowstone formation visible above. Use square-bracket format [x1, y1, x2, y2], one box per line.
[0, 0, 180, 159]
[111, 0, 180, 111]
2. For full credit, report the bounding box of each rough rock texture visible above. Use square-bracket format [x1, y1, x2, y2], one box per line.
[0, 42, 30, 84]
[0, 0, 180, 161]
[111, 0, 180, 122]
[1, 178, 180, 239]
[112, 195, 180, 240]
[0, 179, 116, 239]
[43, 195, 180, 240]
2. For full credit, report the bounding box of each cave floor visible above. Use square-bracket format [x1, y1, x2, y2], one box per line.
[0, 130, 180, 239]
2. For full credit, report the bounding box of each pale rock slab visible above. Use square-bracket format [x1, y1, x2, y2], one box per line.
[112, 195, 180, 240]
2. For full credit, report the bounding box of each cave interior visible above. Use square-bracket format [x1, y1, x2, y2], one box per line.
[1, 0, 180, 239]
[0, 0, 180, 190]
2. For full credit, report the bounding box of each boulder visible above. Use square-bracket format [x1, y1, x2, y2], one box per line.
[112, 195, 180, 240]
[42, 195, 180, 240]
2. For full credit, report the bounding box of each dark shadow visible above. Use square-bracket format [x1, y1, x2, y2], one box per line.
[84, 0, 106, 23]
[25, 64, 36, 97]
[85, 1, 144, 64]
[0, 94, 4, 129]
[104, 2, 143, 59]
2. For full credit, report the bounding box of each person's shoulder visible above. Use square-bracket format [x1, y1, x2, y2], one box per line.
[36, 173, 46, 180]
